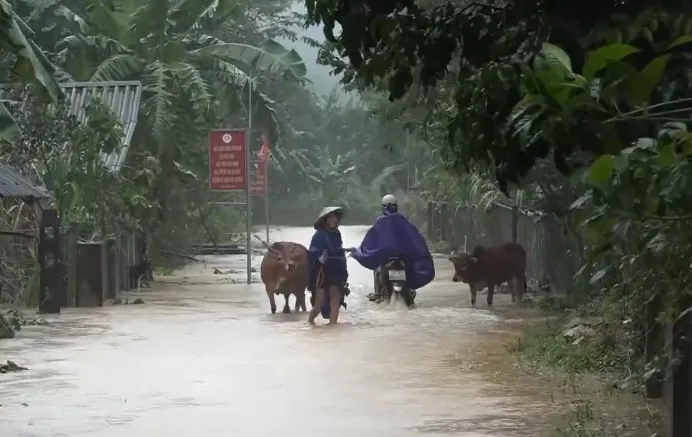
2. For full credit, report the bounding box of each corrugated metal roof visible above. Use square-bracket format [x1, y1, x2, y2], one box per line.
[0, 81, 142, 172]
[61, 81, 142, 172]
[0, 163, 50, 199]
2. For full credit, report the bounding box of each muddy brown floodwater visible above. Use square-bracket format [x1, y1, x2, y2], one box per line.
[0, 226, 561, 437]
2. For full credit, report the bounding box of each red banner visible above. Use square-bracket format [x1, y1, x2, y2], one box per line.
[209, 129, 246, 191]
[250, 136, 270, 196]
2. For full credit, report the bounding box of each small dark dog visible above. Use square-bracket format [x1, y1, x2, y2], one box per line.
[129, 259, 153, 291]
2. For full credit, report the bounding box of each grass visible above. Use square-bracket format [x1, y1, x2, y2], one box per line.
[548, 389, 664, 437]
[508, 318, 622, 374]
[508, 315, 663, 437]
[154, 265, 175, 276]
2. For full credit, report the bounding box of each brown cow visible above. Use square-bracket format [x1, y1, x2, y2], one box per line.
[448, 242, 528, 306]
[260, 241, 309, 314]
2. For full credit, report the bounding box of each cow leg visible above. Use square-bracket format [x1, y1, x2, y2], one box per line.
[510, 279, 517, 303]
[282, 293, 291, 313]
[266, 287, 277, 314]
[516, 274, 527, 302]
[487, 284, 495, 306]
[470, 285, 477, 306]
[295, 291, 306, 312]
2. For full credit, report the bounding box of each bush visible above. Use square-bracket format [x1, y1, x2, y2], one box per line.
[508, 318, 623, 374]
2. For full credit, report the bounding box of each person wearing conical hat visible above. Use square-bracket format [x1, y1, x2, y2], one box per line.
[307, 206, 352, 324]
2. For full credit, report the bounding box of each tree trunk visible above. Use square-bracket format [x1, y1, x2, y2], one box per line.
[0, 313, 15, 339]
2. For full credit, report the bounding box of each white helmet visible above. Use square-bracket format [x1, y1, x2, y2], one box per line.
[382, 194, 397, 206]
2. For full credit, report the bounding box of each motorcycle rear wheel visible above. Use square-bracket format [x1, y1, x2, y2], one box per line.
[399, 287, 415, 308]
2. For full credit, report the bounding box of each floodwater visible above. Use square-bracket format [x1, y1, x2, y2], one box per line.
[0, 226, 559, 437]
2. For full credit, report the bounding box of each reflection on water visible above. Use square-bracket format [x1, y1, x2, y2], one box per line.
[0, 226, 559, 437]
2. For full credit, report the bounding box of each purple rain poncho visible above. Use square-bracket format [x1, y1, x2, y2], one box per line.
[351, 212, 435, 290]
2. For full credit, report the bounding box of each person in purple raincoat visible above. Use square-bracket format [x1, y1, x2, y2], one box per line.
[348, 194, 435, 307]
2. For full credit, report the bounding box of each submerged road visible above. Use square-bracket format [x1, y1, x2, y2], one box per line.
[0, 226, 557, 436]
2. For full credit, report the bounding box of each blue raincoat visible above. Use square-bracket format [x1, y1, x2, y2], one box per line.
[307, 228, 348, 319]
[351, 212, 435, 290]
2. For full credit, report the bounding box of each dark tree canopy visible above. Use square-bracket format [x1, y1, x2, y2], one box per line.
[305, 0, 679, 94]
[304, 0, 690, 191]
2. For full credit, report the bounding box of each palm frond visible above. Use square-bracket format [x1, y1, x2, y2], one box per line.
[56, 34, 132, 59]
[85, 0, 127, 42]
[1, 0, 61, 102]
[369, 165, 403, 194]
[170, 62, 211, 111]
[91, 53, 142, 81]
[170, 0, 239, 37]
[141, 61, 175, 144]
[192, 40, 307, 80]
[0, 101, 20, 144]
[129, 0, 169, 42]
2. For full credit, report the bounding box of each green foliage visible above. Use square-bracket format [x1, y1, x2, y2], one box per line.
[306, 2, 692, 190]
[303, 3, 692, 433]
[508, 320, 621, 374]
[7, 0, 316, 260]
[266, 86, 443, 222]
[511, 38, 692, 318]
[36, 0, 307, 144]
[2, 85, 154, 237]
[0, 0, 62, 143]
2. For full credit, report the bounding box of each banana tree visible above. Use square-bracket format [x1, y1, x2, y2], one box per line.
[0, 0, 61, 144]
[301, 147, 358, 203]
[41, 0, 306, 145]
[27, 0, 308, 232]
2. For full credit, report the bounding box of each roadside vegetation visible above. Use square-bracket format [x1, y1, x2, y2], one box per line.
[306, 0, 692, 435]
[0, 0, 439, 305]
[2, 0, 690, 433]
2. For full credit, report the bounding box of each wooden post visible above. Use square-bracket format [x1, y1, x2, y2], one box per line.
[106, 238, 118, 299]
[666, 309, 692, 437]
[100, 241, 108, 304]
[76, 242, 104, 306]
[38, 209, 61, 313]
[466, 206, 475, 250]
[440, 202, 448, 241]
[427, 201, 435, 241]
[511, 204, 519, 243]
[645, 295, 663, 398]
[66, 227, 78, 306]
[128, 233, 135, 288]
[120, 236, 130, 291]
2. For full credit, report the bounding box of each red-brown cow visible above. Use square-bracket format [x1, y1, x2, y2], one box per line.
[448, 242, 528, 306]
[260, 241, 309, 314]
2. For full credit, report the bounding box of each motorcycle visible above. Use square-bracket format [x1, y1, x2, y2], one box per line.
[370, 257, 415, 307]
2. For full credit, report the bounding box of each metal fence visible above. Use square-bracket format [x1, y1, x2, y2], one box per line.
[422, 199, 692, 435]
[425, 201, 582, 293]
